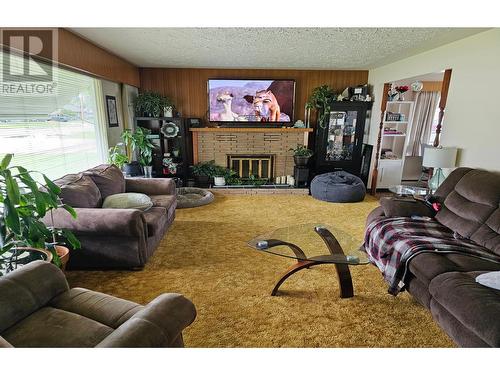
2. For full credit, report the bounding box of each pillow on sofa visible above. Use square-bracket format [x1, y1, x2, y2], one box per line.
[102, 193, 153, 211]
[53, 174, 102, 208]
[476, 271, 500, 291]
[380, 197, 435, 218]
[84, 164, 125, 200]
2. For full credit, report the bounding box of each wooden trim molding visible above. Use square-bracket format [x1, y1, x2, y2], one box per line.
[433, 69, 452, 147]
[421, 81, 443, 92]
[370, 83, 391, 195]
[190, 127, 313, 133]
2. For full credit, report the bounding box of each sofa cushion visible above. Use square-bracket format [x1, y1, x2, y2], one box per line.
[53, 173, 102, 208]
[429, 271, 500, 347]
[84, 164, 125, 200]
[435, 169, 500, 255]
[409, 252, 500, 286]
[1, 307, 113, 347]
[49, 288, 143, 329]
[143, 207, 167, 237]
[149, 195, 177, 210]
[475, 271, 500, 290]
[102, 193, 153, 211]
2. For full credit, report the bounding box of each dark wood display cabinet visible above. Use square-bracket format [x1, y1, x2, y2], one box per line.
[135, 117, 195, 183]
[313, 101, 372, 177]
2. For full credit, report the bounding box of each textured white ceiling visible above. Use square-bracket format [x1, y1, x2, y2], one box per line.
[71, 28, 487, 69]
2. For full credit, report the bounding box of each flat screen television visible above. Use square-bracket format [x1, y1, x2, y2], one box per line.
[208, 79, 295, 125]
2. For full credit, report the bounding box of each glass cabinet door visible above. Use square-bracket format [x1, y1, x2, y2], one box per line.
[325, 110, 358, 162]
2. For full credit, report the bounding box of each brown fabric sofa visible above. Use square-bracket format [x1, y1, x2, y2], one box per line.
[0, 261, 196, 347]
[366, 167, 500, 347]
[44, 164, 177, 269]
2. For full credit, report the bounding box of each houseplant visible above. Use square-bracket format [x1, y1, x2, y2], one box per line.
[133, 91, 173, 118]
[191, 160, 218, 187]
[290, 144, 313, 166]
[108, 143, 129, 169]
[0, 154, 81, 274]
[121, 127, 155, 177]
[306, 85, 337, 128]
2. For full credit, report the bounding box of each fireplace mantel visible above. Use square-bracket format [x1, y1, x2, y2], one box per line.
[190, 127, 313, 133]
[190, 127, 313, 176]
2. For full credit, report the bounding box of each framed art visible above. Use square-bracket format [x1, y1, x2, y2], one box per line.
[106, 95, 119, 127]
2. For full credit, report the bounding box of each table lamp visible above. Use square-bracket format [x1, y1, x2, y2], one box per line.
[422, 146, 457, 192]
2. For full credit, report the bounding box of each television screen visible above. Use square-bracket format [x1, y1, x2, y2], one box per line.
[208, 79, 295, 123]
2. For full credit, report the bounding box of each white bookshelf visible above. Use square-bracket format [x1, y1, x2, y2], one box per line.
[377, 100, 415, 188]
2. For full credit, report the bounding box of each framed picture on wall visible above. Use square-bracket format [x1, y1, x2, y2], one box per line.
[106, 95, 119, 127]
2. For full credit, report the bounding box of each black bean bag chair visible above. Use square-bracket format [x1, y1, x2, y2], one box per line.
[310, 171, 366, 203]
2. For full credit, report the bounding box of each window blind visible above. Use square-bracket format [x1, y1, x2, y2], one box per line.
[0, 50, 108, 180]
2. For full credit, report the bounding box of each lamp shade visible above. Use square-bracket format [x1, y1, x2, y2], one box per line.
[422, 147, 457, 168]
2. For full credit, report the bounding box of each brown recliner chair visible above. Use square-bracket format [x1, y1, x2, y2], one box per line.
[0, 261, 196, 347]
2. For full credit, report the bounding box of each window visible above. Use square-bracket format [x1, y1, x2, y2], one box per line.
[0, 50, 108, 180]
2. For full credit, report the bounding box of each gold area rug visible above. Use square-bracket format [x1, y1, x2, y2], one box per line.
[66, 193, 454, 347]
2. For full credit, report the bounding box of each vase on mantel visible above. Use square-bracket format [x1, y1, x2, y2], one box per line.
[398, 93, 405, 101]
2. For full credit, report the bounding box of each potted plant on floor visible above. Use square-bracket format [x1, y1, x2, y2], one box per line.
[133, 91, 173, 118]
[290, 144, 313, 166]
[121, 127, 155, 177]
[190, 160, 217, 188]
[0, 154, 81, 275]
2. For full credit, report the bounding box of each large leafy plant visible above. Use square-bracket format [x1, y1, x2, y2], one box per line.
[121, 127, 155, 166]
[0, 154, 81, 268]
[306, 85, 337, 128]
[133, 91, 173, 117]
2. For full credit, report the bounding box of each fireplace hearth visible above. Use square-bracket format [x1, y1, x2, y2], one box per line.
[190, 127, 313, 178]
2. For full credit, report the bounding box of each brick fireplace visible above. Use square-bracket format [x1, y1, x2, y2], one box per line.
[190, 127, 313, 178]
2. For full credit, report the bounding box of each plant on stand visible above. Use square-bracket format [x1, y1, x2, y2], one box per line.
[306, 85, 337, 128]
[133, 91, 173, 118]
[0, 154, 81, 275]
[121, 127, 155, 177]
[289, 144, 313, 166]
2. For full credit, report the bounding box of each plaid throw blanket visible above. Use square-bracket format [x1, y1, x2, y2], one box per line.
[364, 216, 500, 295]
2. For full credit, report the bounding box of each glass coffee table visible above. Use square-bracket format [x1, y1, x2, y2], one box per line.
[248, 224, 369, 298]
[389, 185, 429, 197]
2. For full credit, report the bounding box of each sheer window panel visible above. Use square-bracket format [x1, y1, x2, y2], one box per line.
[0, 50, 108, 181]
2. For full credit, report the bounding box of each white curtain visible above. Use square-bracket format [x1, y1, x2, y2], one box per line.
[407, 91, 440, 156]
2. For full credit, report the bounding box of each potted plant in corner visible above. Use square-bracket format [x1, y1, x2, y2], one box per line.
[290, 144, 313, 166]
[121, 127, 155, 177]
[133, 91, 173, 118]
[306, 85, 337, 128]
[0, 154, 81, 275]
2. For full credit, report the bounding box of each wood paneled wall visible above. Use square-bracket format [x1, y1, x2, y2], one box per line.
[57, 29, 140, 87]
[0, 28, 139, 86]
[139, 68, 368, 125]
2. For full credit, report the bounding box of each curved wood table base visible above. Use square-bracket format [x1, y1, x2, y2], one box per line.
[271, 260, 316, 296]
[266, 227, 355, 298]
[271, 260, 354, 298]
